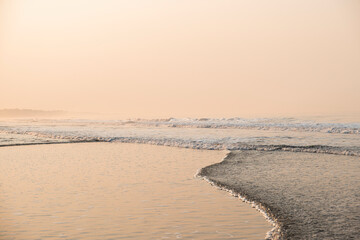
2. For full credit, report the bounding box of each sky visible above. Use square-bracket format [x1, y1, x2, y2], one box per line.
[1, 0, 359, 118]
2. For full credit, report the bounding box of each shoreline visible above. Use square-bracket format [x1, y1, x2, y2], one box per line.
[196, 152, 282, 240]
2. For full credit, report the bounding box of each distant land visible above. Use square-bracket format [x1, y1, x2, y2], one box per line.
[0, 109, 67, 118]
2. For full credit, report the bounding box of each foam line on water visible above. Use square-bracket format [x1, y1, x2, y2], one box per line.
[102, 117, 360, 134]
[2, 117, 359, 134]
[1, 129, 359, 156]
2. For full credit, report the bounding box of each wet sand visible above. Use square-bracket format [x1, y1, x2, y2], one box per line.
[198, 151, 360, 239]
[0, 143, 271, 239]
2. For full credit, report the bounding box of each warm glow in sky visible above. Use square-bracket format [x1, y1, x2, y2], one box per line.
[1, 0, 359, 118]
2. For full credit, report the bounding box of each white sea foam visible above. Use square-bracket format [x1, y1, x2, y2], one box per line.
[3, 117, 360, 133]
[1, 118, 360, 156]
[125, 117, 360, 134]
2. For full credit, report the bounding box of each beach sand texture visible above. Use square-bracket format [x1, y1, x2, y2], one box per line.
[198, 151, 360, 239]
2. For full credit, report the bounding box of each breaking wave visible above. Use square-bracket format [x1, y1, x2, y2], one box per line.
[1, 117, 360, 156]
[3, 117, 360, 134]
[119, 117, 360, 134]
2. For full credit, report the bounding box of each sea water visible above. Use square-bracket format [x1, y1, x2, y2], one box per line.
[198, 150, 360, 239]
[0, 116, 359, 239]
[0, 143, 271, 239]
[1, 117, 360, 154]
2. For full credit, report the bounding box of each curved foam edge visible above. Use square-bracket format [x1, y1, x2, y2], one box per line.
[194, 152, 282, 240]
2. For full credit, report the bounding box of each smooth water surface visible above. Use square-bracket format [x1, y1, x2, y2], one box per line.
[0, 143, 271, 239]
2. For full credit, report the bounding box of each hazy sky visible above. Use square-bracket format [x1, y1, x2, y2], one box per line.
[1, 0, 359, 118]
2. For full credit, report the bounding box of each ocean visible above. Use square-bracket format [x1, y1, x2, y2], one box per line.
[0, 117, 359, 239]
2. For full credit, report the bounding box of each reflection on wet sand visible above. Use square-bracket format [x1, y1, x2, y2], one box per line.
[0, 143, 271, 239]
